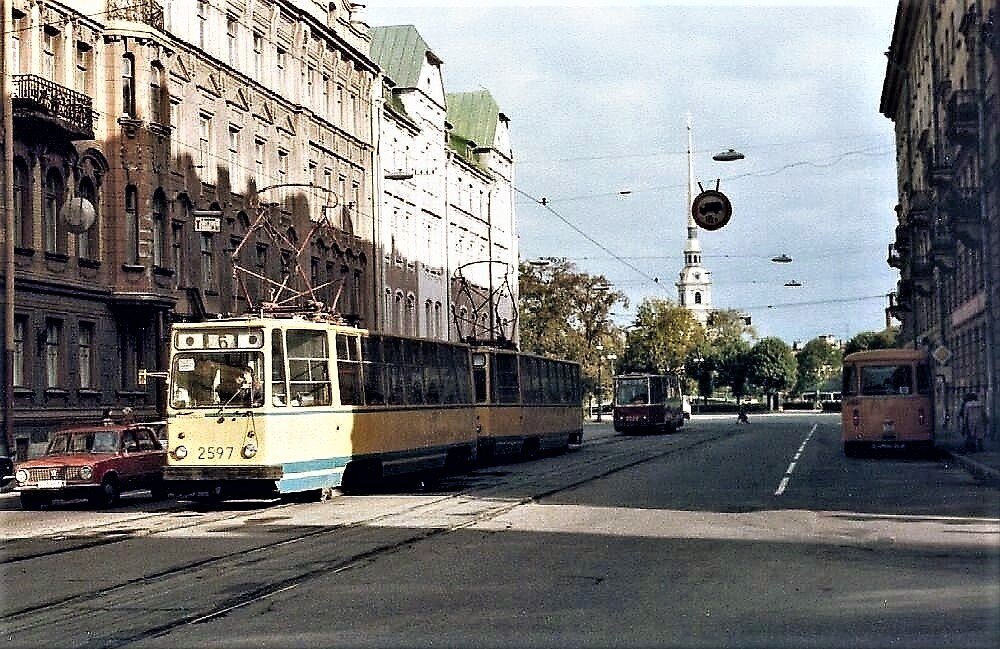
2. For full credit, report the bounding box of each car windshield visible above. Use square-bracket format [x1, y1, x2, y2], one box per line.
[46, 430, 119, 455]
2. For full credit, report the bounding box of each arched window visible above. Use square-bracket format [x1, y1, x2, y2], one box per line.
[694, 292, 702, 305]
[77, 177, 98, 259]
[151, 189, 167, 267]
[122, 54, 136, 117]
[13, 157, 30, 248]
[125, 185, 139, 263]
[43, 168, 65, 254]
[405, 294, 416, 337]
[395, 292, 404, 335]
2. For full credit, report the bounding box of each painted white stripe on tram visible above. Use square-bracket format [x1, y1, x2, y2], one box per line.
[774, 423, 817, 496]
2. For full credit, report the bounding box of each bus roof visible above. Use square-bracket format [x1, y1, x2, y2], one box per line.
[843, 348, 929, 364]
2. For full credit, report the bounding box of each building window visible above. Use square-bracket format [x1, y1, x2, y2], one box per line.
[75, 41, 92, 94]
[253, 32, 264, 80]
[42, 26, 58, 82]
[13, 316, 27, 387]
[200, 234, 215, 291]
[125, 185, 139, 264]
[13, 157, 30, 248]
[122, 54, 136, 117]
[254, 138, 266, 186]
[228, 126, 242, 190]
[227, 17, 239, 66]
[78, 322, 94, 389]
[172, 221, 185, 288]
[45, 320, 63, 388]
[694, 292, 702, 305]
[197, 0, 208, 49]
[198, 114, 213, 173]
[43, 168, 65, 254]
[150, 62, 167, 125]
[152, 190, 167, 267]
[277, 149, 288, 184]
[77, 177, 97, 259]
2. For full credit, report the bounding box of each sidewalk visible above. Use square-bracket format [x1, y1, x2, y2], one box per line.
[938, 436, 1000, 485]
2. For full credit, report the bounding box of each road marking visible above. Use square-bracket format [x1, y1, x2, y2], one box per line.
[774, 424, 817, 496]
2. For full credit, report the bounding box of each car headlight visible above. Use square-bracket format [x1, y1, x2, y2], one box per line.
[79, 466, 93, 480]
[15, 469, 28, 484]
[242, 442, 258, 459]
[174, 445, 188, 460]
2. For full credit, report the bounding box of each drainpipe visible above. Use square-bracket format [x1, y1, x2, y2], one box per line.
[973, 0, 996, 441]
[2, 0, 15, 459]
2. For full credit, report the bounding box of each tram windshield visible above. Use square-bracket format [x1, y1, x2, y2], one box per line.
[615, 377, 650, 405]
[170, 352, 265, 408]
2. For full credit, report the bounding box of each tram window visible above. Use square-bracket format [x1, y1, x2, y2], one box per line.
[271, 331, 288, 406]
[337, 334, 362, 406]
[287, 329, 332, 406]
[493, 353, 520, 404]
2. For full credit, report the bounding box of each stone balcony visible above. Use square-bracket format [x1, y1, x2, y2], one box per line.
[12, 75, 94, 141]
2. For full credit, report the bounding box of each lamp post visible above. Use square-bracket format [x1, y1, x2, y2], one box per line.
[595, 344, 604, 421]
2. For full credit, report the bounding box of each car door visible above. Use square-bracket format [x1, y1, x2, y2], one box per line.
[132, 427, 164, 487]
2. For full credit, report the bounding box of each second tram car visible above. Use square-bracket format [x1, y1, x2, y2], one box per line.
[162, 314, 582, 499]
[612, 373, 686, 434]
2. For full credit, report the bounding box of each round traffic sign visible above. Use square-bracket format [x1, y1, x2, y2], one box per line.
[691, 189, 732, 231]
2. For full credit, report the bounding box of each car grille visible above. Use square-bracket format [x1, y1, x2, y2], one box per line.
[23, 466, 89, 482]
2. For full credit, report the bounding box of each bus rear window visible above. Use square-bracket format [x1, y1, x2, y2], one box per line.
[859, 364, 913, 396]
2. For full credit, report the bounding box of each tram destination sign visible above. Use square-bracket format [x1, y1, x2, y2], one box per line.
[691, 189, 732, 231]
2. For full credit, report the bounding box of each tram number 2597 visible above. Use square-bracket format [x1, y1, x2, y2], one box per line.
[198, 446, 236, 460]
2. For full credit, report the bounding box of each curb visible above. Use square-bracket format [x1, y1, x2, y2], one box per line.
[944, 450, 1000, 485]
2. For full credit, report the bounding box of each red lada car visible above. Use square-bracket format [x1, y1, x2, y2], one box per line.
[14, 422, 167, 510]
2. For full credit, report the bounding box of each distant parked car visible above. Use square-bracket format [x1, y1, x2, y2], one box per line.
[0, 456, 13, 487]
[13, 421, 168, 510]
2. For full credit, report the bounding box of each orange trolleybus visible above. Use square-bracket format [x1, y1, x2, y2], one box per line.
[840, 349, 934, 456]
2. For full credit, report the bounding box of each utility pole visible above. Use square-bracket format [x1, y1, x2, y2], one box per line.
[1, 0, 15, 459]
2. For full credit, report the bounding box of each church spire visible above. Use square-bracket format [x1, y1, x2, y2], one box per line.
[676, 114, 712, 325]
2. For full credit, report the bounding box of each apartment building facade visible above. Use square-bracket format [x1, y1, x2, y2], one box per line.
[880, 0, 998, 442]
[2, 0, 378, 455]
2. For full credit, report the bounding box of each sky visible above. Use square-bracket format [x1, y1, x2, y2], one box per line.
[365, 0, 901, 346]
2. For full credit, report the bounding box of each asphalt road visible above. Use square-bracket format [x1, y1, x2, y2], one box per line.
[2, 413, 997, 648]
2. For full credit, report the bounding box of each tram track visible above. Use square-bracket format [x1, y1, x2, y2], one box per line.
[2, 428, 729, 648]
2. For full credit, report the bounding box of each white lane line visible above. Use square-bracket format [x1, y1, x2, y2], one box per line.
[774, 424, 817, 496]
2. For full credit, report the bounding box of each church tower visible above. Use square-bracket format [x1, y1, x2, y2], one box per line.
[676, 115, 713, 325]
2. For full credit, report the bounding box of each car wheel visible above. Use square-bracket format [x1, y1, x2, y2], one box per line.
[20, 492, 50, 510]
[90, 476, 120, 507]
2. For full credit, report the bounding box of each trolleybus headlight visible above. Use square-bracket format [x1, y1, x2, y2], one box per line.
[15, 469, 28, 484]
[174, 445, 188, 460]
[852, 409, 860, 428]
[79, 466, 93, 480]
[918, 408, 926, 425]
[242, 442, 258, 459]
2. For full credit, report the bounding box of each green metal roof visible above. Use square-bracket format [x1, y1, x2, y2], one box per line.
[446, 90, 500, 153]
[370, 25, 440, 89]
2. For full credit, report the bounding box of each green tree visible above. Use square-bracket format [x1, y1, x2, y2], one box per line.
[713, 337, 753, 398]
[747, 337, 797, 409]
[843, 327, 899, 355]
[620, 298, 705, 375]
[518, 259, 626, 396]
[795, 337, 843, 394]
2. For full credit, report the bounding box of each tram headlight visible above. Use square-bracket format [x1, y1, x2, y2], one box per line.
[242, 442, 258, 459]
[174, 445, 188, 460]
[15, 469, 28, 484]
[79, 466, 93, 481]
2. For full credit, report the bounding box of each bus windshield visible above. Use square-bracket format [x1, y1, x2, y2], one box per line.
[859, 364, 914, 396]
[171, 352, 265, 408]
[616, 378, 649, 405]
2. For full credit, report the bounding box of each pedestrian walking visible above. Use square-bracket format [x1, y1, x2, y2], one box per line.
[959, 393, 986, 452]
